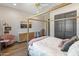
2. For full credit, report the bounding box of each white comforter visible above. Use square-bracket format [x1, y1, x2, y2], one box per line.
[28, 37, 67, 56]
[67, 41, 79, 56]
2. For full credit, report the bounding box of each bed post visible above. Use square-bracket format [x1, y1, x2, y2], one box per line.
[26, 18, 29, 56]
[46, 19, 48, 36]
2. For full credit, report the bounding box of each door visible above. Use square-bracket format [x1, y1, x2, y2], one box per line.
[65, 19, 76, 38]
[54, 20, 65, 39]
[54, 10, 77, 39]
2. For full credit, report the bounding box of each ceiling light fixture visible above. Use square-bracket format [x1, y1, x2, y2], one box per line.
[34, 3, 41, 13]
[35, 3, 41, 8]
[13, 3, 16, 6]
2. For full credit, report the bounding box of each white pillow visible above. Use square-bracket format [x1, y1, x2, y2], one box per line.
[67, 41, 79, 56]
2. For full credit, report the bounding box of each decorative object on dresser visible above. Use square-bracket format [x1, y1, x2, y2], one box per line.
[40, 29, 45, 36]
[34, 29, 45, 38]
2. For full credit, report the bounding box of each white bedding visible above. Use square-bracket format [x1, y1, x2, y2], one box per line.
[67, 41, 79, 56]
[28, 37, 67, 56]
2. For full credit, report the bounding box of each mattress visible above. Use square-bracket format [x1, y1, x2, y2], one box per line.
[28, 37, 67, 56]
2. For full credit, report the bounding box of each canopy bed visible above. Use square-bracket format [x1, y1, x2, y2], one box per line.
[28, 36, 79, 56]
[26, 3, 79, 56]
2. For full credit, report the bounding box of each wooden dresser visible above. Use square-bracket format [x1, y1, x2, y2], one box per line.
[19, 32, 34, 42]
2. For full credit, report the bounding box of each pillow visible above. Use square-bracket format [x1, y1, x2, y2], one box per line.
[67, 41, 79, 56]
[37, 32, 41, 37]
[58, 39, 69, 47]
[34, 32, 37, 38]
[61, 36, 78, 51]
[35, 32, 40, 38]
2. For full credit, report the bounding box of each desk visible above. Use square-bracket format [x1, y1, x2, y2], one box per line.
[0, 40, 9, 56]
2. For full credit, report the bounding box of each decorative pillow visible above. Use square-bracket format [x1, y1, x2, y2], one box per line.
[58, 39, 69, 47]
[34, 32, 40, 38]
[37, 32, 41, 37]
[34, 32, 37, 38]
[67, 41, 79, 56]
[61, 36, 78, 51]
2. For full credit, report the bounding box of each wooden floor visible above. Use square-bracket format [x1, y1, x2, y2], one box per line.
[1, 42, 28, 56]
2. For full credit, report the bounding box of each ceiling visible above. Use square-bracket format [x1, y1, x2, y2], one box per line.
[0, 3, 59, 15]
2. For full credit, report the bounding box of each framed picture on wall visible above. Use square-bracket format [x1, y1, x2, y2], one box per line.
[29, 23, 32, 28]
[5, 27, 11, 30]
[20, 21, 32, 28]
[20, 23, 27, 28]
[4, 26, 11, 33]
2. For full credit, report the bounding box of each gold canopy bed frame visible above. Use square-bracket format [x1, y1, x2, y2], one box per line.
[26, 3, 71, 55]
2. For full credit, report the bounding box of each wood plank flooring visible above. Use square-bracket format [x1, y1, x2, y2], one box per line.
[1, 42, 28, 56]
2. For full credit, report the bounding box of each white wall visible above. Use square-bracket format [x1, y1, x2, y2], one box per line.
[39, 13, 50, 36]
[0, 6, 44, 41]
[0, 19, 3, 35]
[50, 3, 79, 37]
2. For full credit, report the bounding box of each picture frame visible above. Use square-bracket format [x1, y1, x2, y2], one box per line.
[5, 27, 11, 31]
[20, 21, 32, 28]
[20, 23, 27, 28]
